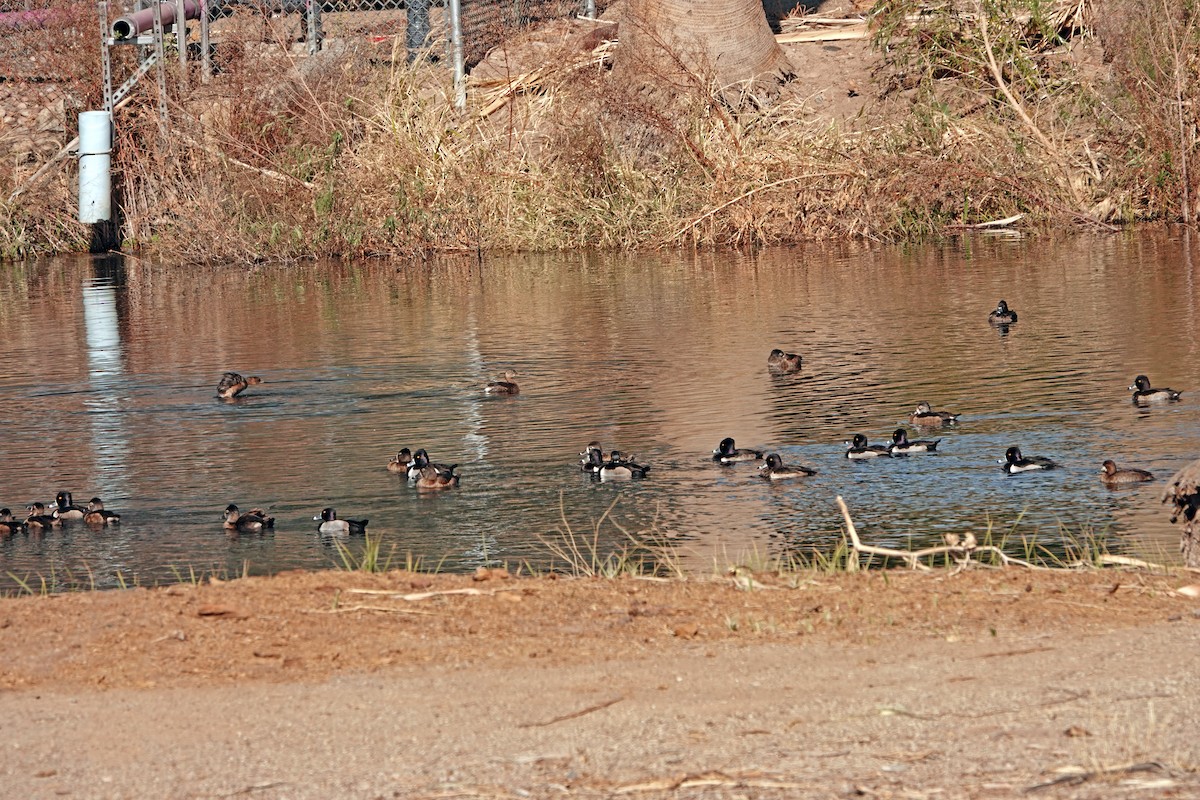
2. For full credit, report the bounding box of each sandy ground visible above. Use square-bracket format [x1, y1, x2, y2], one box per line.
[2, 567, 1199, 799]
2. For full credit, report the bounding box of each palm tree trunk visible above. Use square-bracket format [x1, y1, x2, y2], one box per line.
[617, 0, 793, 92]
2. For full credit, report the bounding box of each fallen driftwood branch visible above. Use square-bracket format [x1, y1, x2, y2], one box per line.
[1024, 761, 1167, 793]
[836, 495, 1046, 571]
[518, 695, 624, 728]
[947, 213, 1025, 230]
[344, 586, 521, 601]
[775, 23, 869, 43]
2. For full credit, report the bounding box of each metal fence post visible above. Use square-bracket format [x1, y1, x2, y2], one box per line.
[306, 0, 321, 55]
[175, 0, 187, 87]
[406, 0, 430, 62]
[449, 0, 464, 110]
[583, 0, 595, 18]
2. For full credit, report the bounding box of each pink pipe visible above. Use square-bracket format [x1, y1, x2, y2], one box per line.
[111, 0, 201, 39]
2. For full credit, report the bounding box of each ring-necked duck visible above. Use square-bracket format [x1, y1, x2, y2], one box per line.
[759, 453, 817, 480]
[484, 370, 519, 395]
[25, 502, 61, 530]
[909, 401, 960, 427]
[999, 446, 1057, 473]
[223, 504, 274, 533]
[314, 507, 369, 535]
[84, 497, 121, 526]
[415, 462, 460, 491]
[712, 437, 765, 464]
[584, 448, 650, 480]
[1129, 375, 1183, 404]
[767, 349, 802, 373]
[407, 449, 455, 482]
[580, 441, 605, 471]
[988, 300, 1018, 324]
[387, 448, 413, 473]
[1099, 460, 1154, 485]
[53, 490, 86, 522]
[580, 442, 640, 472]
[0, 509, 24, 535]
[216, 372, 263, 400]
[888, 428, 941, 454]
[845, 434, 892, 459]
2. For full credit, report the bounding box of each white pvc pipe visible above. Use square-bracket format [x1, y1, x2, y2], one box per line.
[78, 110, 113, 223]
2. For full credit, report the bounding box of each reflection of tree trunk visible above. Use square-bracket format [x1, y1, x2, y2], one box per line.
[616, 0, 793, 96]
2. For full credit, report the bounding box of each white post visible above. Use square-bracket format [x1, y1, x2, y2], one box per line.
[449, 0, 465, 110]
[78, 110, 113, 223]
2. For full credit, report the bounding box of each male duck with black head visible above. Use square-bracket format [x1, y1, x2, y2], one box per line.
[406, 449, 455, 482]
[712, 437, 764, 464]
[767, 349, 802, 373]
[216, 371, 263, 400]
[314, 508, 369, 535]
[584, 448, 650, 480]
[1129, 375, 1183, 405]
[888, 428, 940, 455]
[759, 453, 817, 480]
[845, 434, 892, 459]
[988, 300, 1018, 325]
[998, 446, 1058, 474]
[53, 491, 87, 522]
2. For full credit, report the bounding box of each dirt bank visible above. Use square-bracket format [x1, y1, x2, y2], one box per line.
[1, 568, 1198, 798]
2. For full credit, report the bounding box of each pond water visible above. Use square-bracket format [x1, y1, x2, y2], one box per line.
[1, 233, 1198, 590]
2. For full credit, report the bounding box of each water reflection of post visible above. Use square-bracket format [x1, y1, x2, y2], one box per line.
[83, 254, 129, 490]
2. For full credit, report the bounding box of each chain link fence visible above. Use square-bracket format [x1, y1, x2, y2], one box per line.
[1, 0, 615, 206]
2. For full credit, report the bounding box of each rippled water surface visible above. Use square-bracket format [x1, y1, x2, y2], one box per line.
[2, 234, 1198, 589]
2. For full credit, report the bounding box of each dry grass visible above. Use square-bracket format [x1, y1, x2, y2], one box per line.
[1, 0, 1196, 262]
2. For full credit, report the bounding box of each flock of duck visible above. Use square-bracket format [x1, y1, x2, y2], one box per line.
[391, 300, 1183, 492]
[2, 301, 1185, 539]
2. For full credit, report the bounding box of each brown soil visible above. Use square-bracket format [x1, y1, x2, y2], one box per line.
[2, 567, 1198, 798]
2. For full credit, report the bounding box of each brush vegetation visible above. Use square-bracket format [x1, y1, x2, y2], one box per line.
[2, 0, 1199, 261]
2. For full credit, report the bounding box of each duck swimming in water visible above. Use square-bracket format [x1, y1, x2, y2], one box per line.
[216, 372, 263, 400]
[988, 300, 1018, 325]
[84, 497, 122, 526]
[1099, 460, 1154, 485]
[908, 401, 960, 427]
[758, 453, 817, 480]
[53, 491, 86, 522]
[1129, 375, 1183, 405]
[712, 437, 764, 464]
[998, 446, 1058, 474]
[314, 507, 369, 535]
[888, 428, 941, 455]
[484, 370, 519, 395]
[767, 349, 802, 373]
[223, 504, 274, 533]
[387, 448, 413, 474]
[845, 434, 892, 459]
